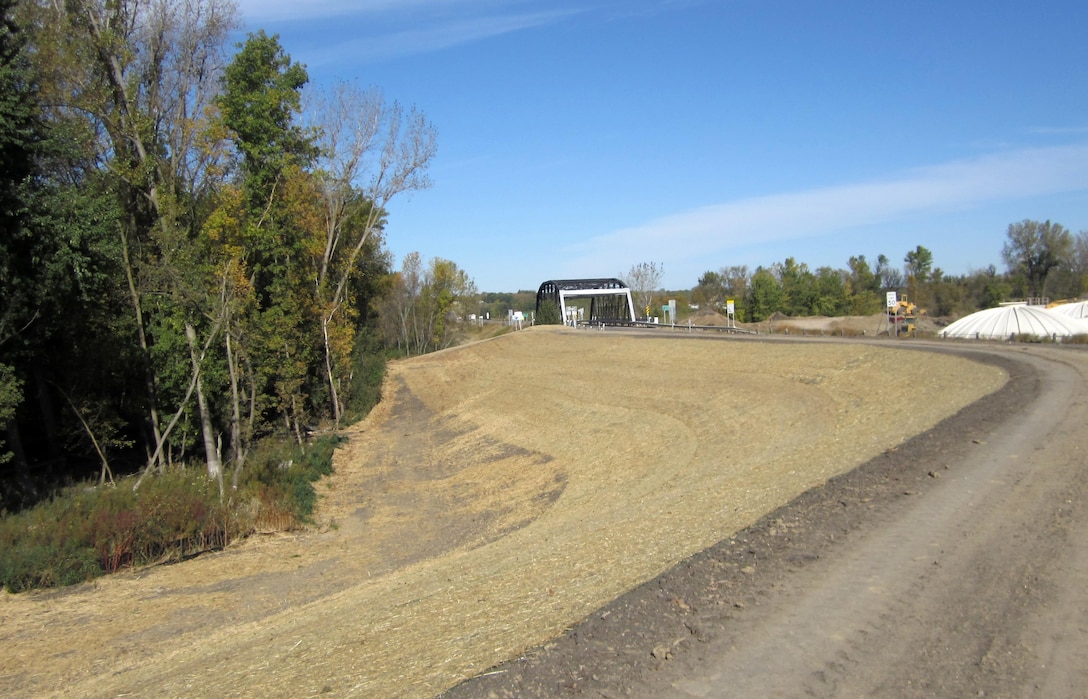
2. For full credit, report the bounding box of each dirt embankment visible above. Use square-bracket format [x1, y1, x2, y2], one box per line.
[0, 328, 1004, 698]
[689, 309, 942, 337]
[446, 342, 1088, 699]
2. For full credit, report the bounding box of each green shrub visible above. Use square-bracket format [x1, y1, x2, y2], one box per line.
[238, 435, 343, 525]
[535, 301, 561, 325]
[343, 334, 387, 423]
[0, 489, 102, 591]
[132, 470, 234, 564]
[0, 435, 345, 592]
[0, 470, 236, 592]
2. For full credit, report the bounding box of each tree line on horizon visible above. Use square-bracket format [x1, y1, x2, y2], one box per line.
[502, 222, 1085, 325]
[689, 221, 1088, 323]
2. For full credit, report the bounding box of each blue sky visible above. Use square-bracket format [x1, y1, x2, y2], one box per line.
[232, 0, 1088, 292]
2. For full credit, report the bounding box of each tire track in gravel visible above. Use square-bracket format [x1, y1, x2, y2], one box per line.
[644, 344, 1088, 699]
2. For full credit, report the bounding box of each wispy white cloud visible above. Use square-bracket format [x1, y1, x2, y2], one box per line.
[1028, 125, 1088, 136]
[304, 9, 580, 64]
[562, 143, 1088, 275]
[233, 0, 576, 26]
[234, 0, 678, 24]
[233, 0, 581, 62]
[234, 0, 464, 24]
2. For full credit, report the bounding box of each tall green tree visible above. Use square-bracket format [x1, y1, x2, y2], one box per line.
[218, 30, 314, 207]
[0, 0, 35, 327]
[904, 244, 934, 307]
[813, 267, 848, 316]
[745, 267, 783, 322]
[423, 258, 476, 351]
[775, 257, 815, 316]
[20, 0, 242, 482]
[692, 270, 726, 310]
[845, 255, 882, 314]
[904, 245, 934, 285]
[215, 31, 321, 446]
[1001, 219, 1073, 299]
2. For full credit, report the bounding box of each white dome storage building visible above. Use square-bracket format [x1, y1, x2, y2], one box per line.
[939, 303, 1088, 341]
[1049, 300, 1088, 320]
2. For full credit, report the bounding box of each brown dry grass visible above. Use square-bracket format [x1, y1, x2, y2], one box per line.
[0, 328, 1004, 698]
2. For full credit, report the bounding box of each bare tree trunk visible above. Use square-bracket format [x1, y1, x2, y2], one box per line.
[133, 352, 202, 491]
[236, 352, 258, 490]
[225, 329, 247, 489]
[220, 264, 250, 490]
[322, 316, 342, 428]
[292, 397, 304, 445]
[186, 323, 223, 494]
[121, 228, 166, 472]
[6, 420, 29, 493]
[54, 383, 115, 486]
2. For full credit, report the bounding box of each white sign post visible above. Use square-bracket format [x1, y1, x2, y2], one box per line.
[886, 291, 898, 337]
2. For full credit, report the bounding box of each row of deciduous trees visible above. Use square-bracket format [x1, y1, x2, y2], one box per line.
[0, 0, 464, 510]
[378, 252, 479, 357]
[692, 222, 1088, 322]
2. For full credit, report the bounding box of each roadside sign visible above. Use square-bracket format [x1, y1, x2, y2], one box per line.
[886, 291, 898, 308]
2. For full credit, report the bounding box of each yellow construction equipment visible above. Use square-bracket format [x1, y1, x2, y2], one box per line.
[888, 295, 925, 335]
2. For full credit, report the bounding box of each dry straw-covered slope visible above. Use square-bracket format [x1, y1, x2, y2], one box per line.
[0, 327, 1004, 698]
